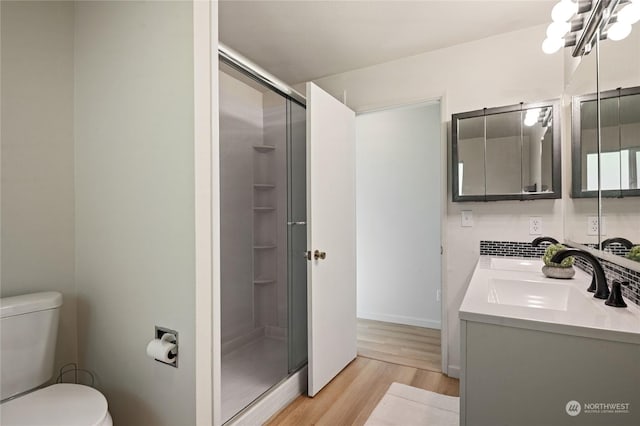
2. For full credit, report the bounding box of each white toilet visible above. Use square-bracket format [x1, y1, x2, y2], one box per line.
[0, 291, 112, 426]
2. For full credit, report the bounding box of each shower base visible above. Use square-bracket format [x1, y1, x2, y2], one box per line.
[221, 334, 288, 423]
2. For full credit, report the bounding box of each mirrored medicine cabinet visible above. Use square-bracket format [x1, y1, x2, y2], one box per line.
[451, 101, 561, 202]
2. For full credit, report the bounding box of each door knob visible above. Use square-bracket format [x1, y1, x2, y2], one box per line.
[314, 250, 326, 260]
[305, 250, 327, 261]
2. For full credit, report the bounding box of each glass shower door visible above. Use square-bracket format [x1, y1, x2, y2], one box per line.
[219, 63, 289, 423]
[219, 60, 308, 424]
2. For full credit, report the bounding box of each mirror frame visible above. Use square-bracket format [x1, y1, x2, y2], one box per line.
[451, 100, 562, 202]
[571, 85, 640, 199]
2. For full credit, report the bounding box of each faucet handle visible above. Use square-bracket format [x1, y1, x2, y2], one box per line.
[605, 280, 628, 308]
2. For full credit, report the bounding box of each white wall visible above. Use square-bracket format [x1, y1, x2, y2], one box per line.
[314, 24, 565, 376]
[0, 0, 77, 374]
[74, 2, 196, 425]
[356, 102, 442, 328]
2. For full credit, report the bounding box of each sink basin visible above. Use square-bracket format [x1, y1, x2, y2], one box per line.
[489, 257, 542, 272]
[488, 278, 590, 311]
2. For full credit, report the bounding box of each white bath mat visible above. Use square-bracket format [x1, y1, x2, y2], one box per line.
[365, 382, 459, 426]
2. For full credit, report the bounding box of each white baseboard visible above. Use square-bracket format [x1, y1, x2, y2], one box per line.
[229, 366, 307, 426]
[358, 312, 441, 329]
[447, 365, 460, 379]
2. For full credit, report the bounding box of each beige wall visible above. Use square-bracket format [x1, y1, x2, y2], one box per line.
[314, 24, 565, 376]
[0, 0, 77, 375]
[73, 2, 196, 425]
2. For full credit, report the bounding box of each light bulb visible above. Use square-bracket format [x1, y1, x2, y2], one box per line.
[547, 21, 571, 38]
[542, 37, 564, 54]
[551, 0, 578, 23]
[607, 21, 632, 41]
[524, 116, 538, 127]
[617, 3, 640, 25]
[524, 108, 541, 127]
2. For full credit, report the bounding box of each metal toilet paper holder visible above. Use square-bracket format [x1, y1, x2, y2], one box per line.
[154, 326, 178, 368]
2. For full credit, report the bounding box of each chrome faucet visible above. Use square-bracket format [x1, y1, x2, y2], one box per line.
[531, 236, 559, 246]
[550, 249, 610, 300]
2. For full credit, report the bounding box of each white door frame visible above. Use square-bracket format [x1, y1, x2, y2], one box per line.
[194, 1, 217, 425]
[354, 95, 449, 375]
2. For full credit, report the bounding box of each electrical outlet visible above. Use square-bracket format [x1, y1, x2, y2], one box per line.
[461, 210, 473, 227]
[587, 216, 599, 236]
[529, 217, 542, 235]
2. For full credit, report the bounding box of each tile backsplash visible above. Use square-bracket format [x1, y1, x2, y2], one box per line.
[480, 240, 640, 308]
[479, 240, 547, 258]
[603, 245, 630, 258]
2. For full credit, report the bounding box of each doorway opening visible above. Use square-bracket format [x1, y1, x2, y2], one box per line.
[355, 101, 443, 372]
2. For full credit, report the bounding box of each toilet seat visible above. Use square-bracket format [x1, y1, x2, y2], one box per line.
[0, 383, 111, 426]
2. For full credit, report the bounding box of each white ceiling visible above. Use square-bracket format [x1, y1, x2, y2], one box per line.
[219, 0, 556, 85]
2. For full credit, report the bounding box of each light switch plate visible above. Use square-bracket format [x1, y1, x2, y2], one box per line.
[461, 210, 473, 227]
[529, 217, 542, 235]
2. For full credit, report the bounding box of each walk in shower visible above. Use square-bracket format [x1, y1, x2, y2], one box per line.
[219, 55, 308, 423]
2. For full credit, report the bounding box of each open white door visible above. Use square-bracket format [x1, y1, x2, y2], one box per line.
[306, 82, 357, 397]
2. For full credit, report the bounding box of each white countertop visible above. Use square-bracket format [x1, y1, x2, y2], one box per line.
[459, 256, 640, 344]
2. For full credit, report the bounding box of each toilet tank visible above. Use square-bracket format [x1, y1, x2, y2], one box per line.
[0, 291, 63, 401]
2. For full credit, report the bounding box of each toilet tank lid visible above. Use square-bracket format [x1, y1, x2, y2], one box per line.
[0, 291, 63, 318]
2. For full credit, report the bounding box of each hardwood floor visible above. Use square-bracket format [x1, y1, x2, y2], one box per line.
[265, 357, 459, 426]
[356, 318, 442, 372]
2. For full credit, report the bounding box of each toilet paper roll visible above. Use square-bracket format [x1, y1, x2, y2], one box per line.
[146, 338, 177, 363]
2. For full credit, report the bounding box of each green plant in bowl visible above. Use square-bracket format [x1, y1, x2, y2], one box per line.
[543, 244, 575, 268]
[541, 244, 576, 279]
[627, 245, 640, 263]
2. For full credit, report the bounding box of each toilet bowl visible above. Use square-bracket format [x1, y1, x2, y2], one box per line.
[0, 292, 112, 426]
[0, 384, 112, 426]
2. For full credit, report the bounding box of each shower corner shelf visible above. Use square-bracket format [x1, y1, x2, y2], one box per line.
[253, 206, 276, 211]
[253, 145, 276, 153]
[253, 279, 276, 285]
